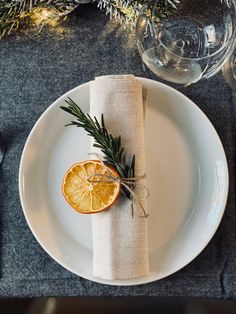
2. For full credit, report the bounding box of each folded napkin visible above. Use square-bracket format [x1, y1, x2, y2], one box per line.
[90, 75, 149, 280]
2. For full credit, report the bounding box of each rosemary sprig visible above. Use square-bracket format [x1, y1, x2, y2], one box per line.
[60, 97, 136, 196]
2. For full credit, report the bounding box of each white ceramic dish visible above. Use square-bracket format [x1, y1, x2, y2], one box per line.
[19, 78, 228, 286]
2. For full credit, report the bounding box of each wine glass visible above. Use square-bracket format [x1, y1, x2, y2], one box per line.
[222, 45, 236, 89]
[136, 0, 236, 85]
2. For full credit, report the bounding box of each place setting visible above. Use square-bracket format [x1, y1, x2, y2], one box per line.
[1, 0, 235, 291]
[19, 72, 229, 286]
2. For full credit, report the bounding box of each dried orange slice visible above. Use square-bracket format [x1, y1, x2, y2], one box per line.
[62, 160, 120, 214]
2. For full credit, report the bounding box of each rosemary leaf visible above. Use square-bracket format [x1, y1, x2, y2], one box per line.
[60, 98, 136, 196]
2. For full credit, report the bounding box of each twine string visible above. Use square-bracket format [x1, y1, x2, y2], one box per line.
[87, 153, 149, 218]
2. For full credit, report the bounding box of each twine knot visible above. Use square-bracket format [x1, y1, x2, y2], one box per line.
[87, 153, 149, 218]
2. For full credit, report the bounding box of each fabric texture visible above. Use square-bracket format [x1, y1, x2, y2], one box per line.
[90, 75, 149, 280]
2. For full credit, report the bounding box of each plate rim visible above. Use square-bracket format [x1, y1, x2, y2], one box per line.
[19, 77, 229, 286]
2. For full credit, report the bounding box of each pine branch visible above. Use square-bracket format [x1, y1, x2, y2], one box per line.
[96, 0, 180, 28]
[61, 98, 136, 195]
[0, 0, 80, 39]
[0, 0, 180, 38]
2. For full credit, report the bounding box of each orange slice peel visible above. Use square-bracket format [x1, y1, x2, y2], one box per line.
[62, 160, 120, 214]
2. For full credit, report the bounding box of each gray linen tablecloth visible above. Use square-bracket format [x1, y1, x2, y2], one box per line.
[0, 4, 235, 298]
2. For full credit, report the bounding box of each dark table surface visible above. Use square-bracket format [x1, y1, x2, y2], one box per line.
[0, 4, 235, 299]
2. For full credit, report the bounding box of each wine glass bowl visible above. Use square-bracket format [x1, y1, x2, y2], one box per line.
[222, 50, 236, 89]
[136, 0, 236, 85]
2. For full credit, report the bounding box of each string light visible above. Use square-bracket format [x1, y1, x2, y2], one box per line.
[29, 7, 62, 28]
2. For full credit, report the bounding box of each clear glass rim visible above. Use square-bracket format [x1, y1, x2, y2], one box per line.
[147, 3, 236, 62]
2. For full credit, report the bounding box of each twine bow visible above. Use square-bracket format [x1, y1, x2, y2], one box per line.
[87, 153, 149, 218]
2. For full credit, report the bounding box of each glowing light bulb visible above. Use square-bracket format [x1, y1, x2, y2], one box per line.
[29, 8, 61, 27]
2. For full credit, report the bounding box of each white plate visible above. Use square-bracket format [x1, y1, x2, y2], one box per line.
[19, 78, 228, 286]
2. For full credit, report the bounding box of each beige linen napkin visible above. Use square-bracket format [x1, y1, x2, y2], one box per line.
[90, 75, 149, 280]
